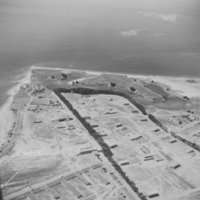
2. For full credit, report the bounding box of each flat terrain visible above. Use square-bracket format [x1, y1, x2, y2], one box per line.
[1, 66, 200, 200]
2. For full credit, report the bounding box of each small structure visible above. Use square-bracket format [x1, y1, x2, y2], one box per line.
[33, 120, 42, 124]
[149, 193, 160, 198]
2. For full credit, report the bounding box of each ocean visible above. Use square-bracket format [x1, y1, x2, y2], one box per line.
[0, 0, 200, 107]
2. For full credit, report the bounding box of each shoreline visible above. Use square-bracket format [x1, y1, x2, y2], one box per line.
[1, 64, 200, 145]
[31, 65, 200, 79]
[31, 65, 200, 97]
[1, 64, 200, 114]
[0, 68, 32, 149]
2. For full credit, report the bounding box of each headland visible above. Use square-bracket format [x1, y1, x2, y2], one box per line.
[1, 66, 200, 200]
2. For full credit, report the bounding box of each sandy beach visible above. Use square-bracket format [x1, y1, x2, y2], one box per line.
[1, 65, 200, 147]
[0, 68, 32, 148]
[1, 66, 200, 200]
[32, 65, 200, 98]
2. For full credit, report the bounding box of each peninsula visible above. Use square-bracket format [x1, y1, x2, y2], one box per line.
[1, 66, 200, 200]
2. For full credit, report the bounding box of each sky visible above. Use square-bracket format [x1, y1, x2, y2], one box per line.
[0, 0, 200, 76]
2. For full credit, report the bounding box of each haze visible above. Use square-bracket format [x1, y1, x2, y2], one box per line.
[0, 0, 200, 76]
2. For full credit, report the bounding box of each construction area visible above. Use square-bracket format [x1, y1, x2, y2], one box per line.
[0, 82, 139, 200]
[1, 67, 200, 200]
[61, 92, 200, 200]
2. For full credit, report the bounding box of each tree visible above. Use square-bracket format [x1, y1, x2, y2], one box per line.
[61, 73, 68, 80]
[183, 96, 189, 101]
[130, 87, 136, 92]
[110, 82, 116, 87]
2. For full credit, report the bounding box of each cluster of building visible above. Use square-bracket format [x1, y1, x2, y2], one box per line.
[62, 93, 200, 199]
[5, 163, 135, 200]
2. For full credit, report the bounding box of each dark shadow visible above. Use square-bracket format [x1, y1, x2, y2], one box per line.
[0, 179, 3, 200]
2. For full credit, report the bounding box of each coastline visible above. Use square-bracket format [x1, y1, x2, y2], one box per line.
[1, 64, 200, 115]
[1, 65, 200, 200]
[31, 65, 200, 79]
[1, 64, 200, 146]
[0, 68, 32, 148]
[31, 65, 200, 98]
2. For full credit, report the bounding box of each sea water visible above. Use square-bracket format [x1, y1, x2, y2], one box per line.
[1, 0, 200, 107]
